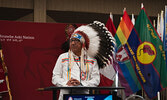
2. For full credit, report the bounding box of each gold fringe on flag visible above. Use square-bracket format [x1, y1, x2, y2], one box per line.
[0, 50, 12, 100]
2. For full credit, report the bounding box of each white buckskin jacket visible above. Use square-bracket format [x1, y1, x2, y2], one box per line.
[52, 52, 100, 100]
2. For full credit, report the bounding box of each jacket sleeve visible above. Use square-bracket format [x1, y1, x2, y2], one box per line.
[52, 54, 68, 87]
[81, 59, 100, 87]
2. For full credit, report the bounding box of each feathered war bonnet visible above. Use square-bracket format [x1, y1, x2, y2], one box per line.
[72, 21, 116, 68]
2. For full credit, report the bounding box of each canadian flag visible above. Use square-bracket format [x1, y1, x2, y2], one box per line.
[98, 13, 116, 94]
[105, 12, 116, 36]
[99, 64, 116, 93]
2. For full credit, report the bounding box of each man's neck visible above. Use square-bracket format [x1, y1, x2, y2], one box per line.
[71, 51, 81, 57]
[74, 52, 81, 57]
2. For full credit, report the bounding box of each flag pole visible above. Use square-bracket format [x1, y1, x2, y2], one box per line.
[131, 13, 135, 25]
[123, 8, 126, 12]
[0, 50, 12, 100]
[153, 20, 156, 27]
[141, 3, 144, 9]
[156, 10, 164, 100]
[157, 92, 160, 100]
[160, 10, 164, 41]
[157, 9, 163, 100]
[157, 13, 160, 33]
[109, 12, 113, 21]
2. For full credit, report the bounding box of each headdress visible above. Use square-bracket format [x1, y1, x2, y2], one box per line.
[70, 32, 85, 44]
[70, 21, 116, 68]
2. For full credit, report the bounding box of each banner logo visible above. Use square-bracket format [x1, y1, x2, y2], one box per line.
[116, 46, 129, 62]
[68, 97, 73, 100]
[137, 42, 156, 64]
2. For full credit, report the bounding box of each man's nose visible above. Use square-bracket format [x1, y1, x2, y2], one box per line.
[71, 41, 76, 44]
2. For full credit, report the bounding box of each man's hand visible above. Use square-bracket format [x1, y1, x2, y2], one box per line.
[66, 78, 80, 86]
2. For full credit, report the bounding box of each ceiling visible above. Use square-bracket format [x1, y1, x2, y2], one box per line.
[0, 7, 33, 20]
[0, 7, 157, 28]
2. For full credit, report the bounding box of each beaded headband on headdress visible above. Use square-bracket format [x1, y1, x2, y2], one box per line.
[71, 21, 116, 68]
[70, 32, 85, 43]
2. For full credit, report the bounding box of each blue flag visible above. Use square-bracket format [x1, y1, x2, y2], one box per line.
[128, 7, 167, 99]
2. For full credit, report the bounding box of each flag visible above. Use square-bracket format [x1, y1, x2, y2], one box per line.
[99, 64, 116, 93]
[157, 11, 164, 41]
[157, 13, 160, 35]
[0, 43, 8, 93]
[164, 6, 167, 50]
[160, 10, 164, 41]
[164, 6, 167, 69]
[105, 13, 116, 36]
[131, 14, 135, 25]
[133, 7, 167, 99]
[98, 13, 116, 94]
[114, 10, 141, 96]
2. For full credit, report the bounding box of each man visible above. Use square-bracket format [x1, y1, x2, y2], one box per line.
[61, 24, 78, 52]
[52, 21, 116, 100]
[52, 31, 100, 100]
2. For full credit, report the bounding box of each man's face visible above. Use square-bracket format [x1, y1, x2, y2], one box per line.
[70, 38, 82, 55]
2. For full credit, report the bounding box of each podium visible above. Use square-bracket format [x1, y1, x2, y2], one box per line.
[37, 86, 125, 100]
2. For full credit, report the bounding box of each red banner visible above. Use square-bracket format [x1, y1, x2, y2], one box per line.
[0, 20, 80, 100]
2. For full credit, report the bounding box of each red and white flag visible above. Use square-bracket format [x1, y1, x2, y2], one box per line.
[105, 12, 116, 36]
[157, 11, 164, 41]
[99, 64, 116, 88]
[98, 13, 116, 94]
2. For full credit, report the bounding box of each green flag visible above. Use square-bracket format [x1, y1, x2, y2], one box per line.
[134, 7, 167, 99]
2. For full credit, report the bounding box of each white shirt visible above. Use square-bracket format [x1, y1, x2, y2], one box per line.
[52, 52, 100, 100]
